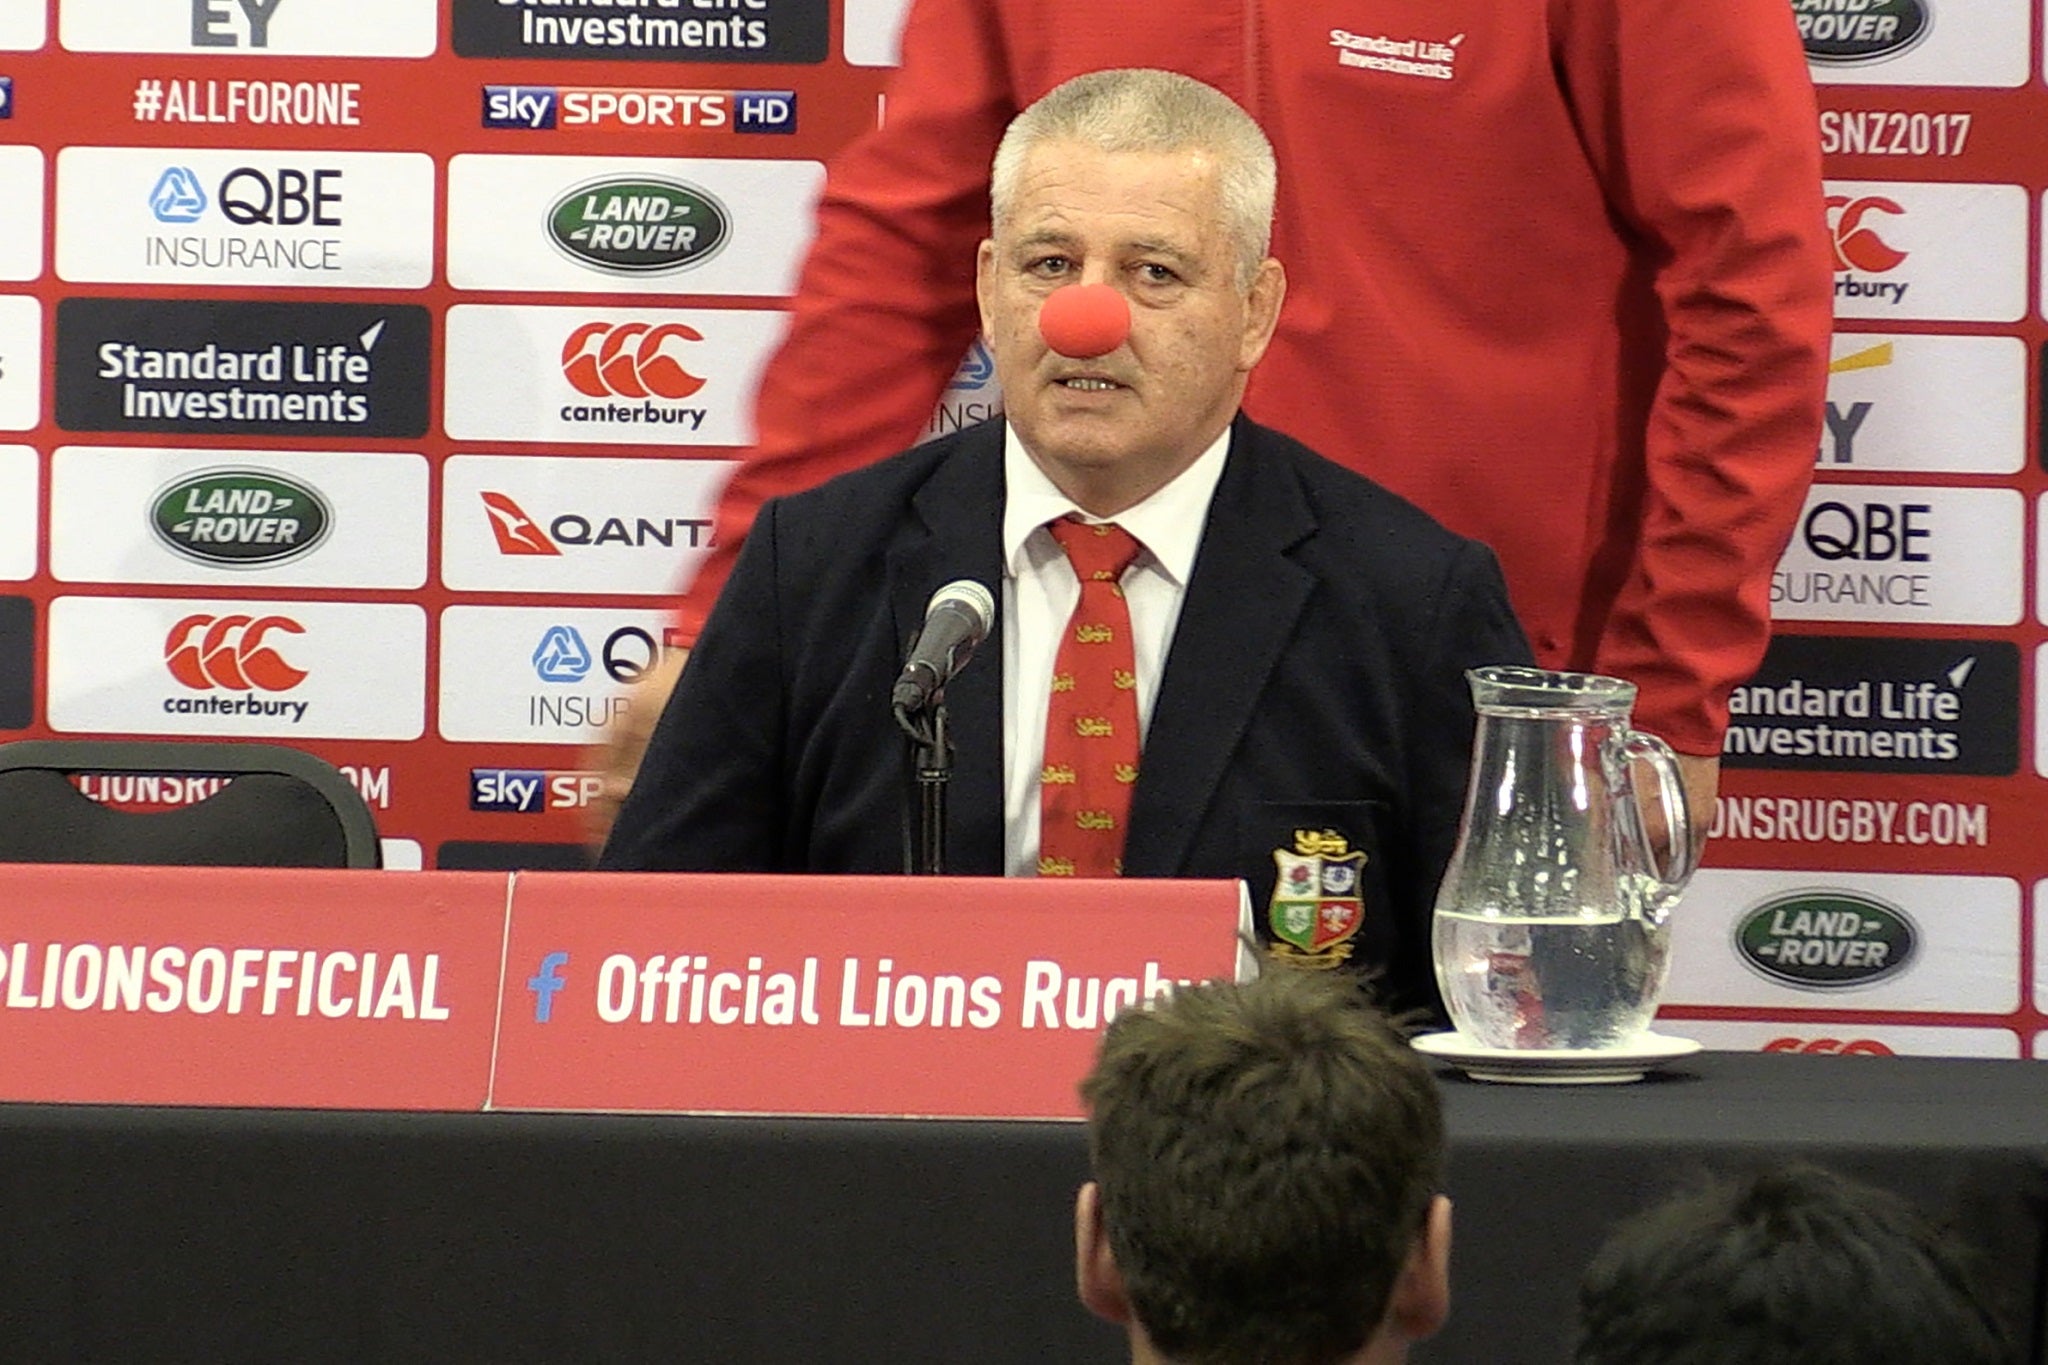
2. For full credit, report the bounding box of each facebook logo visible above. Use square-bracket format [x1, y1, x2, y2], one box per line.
[527, 951, 570, 1022]
[734, 90, 796, 134]
[483, 85, 557, 130]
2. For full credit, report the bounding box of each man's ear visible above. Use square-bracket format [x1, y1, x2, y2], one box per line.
[975, 238, 998, 343]
[1075, 1182, 1133, 1326]
[1387, 1194, 1453, 1343]
[1236, 257, 1286, 372]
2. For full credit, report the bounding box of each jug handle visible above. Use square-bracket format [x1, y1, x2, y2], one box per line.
[1622, 730, 1700, 921]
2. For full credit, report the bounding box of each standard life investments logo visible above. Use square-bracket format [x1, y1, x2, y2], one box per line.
[56, 298, 430, 437]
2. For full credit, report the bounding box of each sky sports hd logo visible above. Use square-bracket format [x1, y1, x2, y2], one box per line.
[484, 85, 794, 133]
[470, 768, 603, 813]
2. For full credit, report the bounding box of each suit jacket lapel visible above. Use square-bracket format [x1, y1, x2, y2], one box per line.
[887, 423, 1008, 875]
[1125, 418, 1317, 875]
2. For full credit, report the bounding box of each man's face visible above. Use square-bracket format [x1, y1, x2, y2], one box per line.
[976, 140, 1283, 515]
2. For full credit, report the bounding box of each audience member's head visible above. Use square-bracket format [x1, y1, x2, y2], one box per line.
[1076, 969, 1450, 1365]
[1575, 1163, 2016, 1365]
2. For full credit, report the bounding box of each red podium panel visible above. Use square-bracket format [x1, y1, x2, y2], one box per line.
[0, 865, 508, 1110]
[490, 873, 1244, 1119]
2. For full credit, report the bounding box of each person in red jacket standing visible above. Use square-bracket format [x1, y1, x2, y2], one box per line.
[590, 0, 1833, 845]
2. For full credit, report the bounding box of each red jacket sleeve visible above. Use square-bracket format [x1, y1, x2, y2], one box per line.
[672, 0, 1020, 643]
[1555, 0, 1834, 753]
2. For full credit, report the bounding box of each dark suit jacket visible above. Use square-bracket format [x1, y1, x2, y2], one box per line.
[601, 415, 1532, 1013]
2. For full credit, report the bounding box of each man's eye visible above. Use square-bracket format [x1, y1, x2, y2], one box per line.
[1138, 263, 1180, 284]
[1028, 256, 1072, 276]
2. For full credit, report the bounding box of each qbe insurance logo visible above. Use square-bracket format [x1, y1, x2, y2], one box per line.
[452, 0, 825, 63]
[1821, 334, 2022, 474]
[0, 2, 44, 50]
[1826, 181, 2025, 322]
[0, 295, 41, 431]
[446, 154, 822, 296]
[441, 454, 736, 595]
[1663, 868, 2019, 1013]
[56, 149, 434, 290]
[50, 446, 429, 590]
[921, 339, 1003, 444]
[47, 597, 426, 740]
[482, 85, 796, 134]
[1800, 0, 2028, 87]
[1769, 484, 2022, 625]
[55, 298, 431, 438]
[1722, 635, 2018, 775]
[1674, 1020, 2017, 1060]
[0, 446, 36, 582]
[440, 605, 679, 742]
[444, 305, 787, 446]
[61, 0, 434, 56]
[0, 146, 44, 282]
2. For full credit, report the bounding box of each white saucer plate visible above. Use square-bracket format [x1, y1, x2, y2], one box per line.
[1409, 1031, 1703, 1085]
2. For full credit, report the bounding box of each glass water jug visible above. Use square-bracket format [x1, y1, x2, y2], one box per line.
[1431, 667, 1700, 1050]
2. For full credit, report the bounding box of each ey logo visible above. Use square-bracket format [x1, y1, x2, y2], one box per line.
[527, 951, 570, 1021]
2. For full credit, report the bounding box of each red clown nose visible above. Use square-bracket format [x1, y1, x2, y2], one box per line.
[1037, 284, 1131, 358]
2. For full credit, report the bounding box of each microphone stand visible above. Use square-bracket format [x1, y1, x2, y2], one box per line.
[894, 696, 951, 875]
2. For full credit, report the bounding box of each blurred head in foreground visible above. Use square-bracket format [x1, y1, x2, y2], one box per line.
[1076, 969, 1450, 1365]
[1575, 1163, 2016, 1365]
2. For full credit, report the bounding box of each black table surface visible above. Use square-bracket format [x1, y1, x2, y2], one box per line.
[1, 1051, 2043, 1363]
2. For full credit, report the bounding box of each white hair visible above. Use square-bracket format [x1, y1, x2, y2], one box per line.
[989, 68, 1277, 289]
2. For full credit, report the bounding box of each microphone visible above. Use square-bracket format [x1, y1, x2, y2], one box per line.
[893, 580, 996, 712]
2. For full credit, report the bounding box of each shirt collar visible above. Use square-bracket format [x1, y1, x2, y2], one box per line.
[1000, 420, 1232, 586]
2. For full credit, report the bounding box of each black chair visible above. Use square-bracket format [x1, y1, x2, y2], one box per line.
[0, 740, 380, 869]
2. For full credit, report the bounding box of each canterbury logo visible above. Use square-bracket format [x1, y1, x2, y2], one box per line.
[1113, 763, 1138, 784]
[1075, 810, 1117, 831]
[1042, 764, 1077, 785]
[1074, 717, 1114, 737]
[1826, 195, 1908, 273]
[1074, 623, 1114, 644]
[561, 321, 707, 400]
[480, 491, 561, 556]
[1038, 856, 1076, 877]
[164, 614, 308, 692]
[1111, 669, 1136, 690]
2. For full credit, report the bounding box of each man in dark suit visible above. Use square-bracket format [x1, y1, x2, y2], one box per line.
[601, 69, 1529, 1014]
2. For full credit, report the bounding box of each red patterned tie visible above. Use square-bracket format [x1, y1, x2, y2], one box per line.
[1039, 517, 1143, 878]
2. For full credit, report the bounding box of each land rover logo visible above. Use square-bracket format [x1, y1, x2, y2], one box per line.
[1736, 890, 1917, 987]
[1797, 0, 1930, 64]
[547, 176, 730, 275]
[151, 468, 333, 566]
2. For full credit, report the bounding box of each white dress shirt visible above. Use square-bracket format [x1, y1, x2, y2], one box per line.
[1000, 422, 1233, 876]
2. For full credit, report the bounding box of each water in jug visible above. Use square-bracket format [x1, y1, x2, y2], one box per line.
[1431, 667, 1700, 1050]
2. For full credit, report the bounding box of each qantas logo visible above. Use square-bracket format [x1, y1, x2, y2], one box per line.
[481, 491, 562, 556]
[163, 613, 308, 691]
[479, 490, 712, 557]
[561, 321, 705, 400]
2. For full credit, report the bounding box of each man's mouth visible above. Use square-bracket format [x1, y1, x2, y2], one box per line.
[1056, 376, 1122, 391]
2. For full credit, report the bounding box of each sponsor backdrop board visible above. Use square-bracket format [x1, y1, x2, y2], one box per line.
[0, 147, 45, 282]
[0, 294, 42, 431]
[2, 0, 2047, 1064]
[0, 445, 37, 582]
[50, 446, 431, 589]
